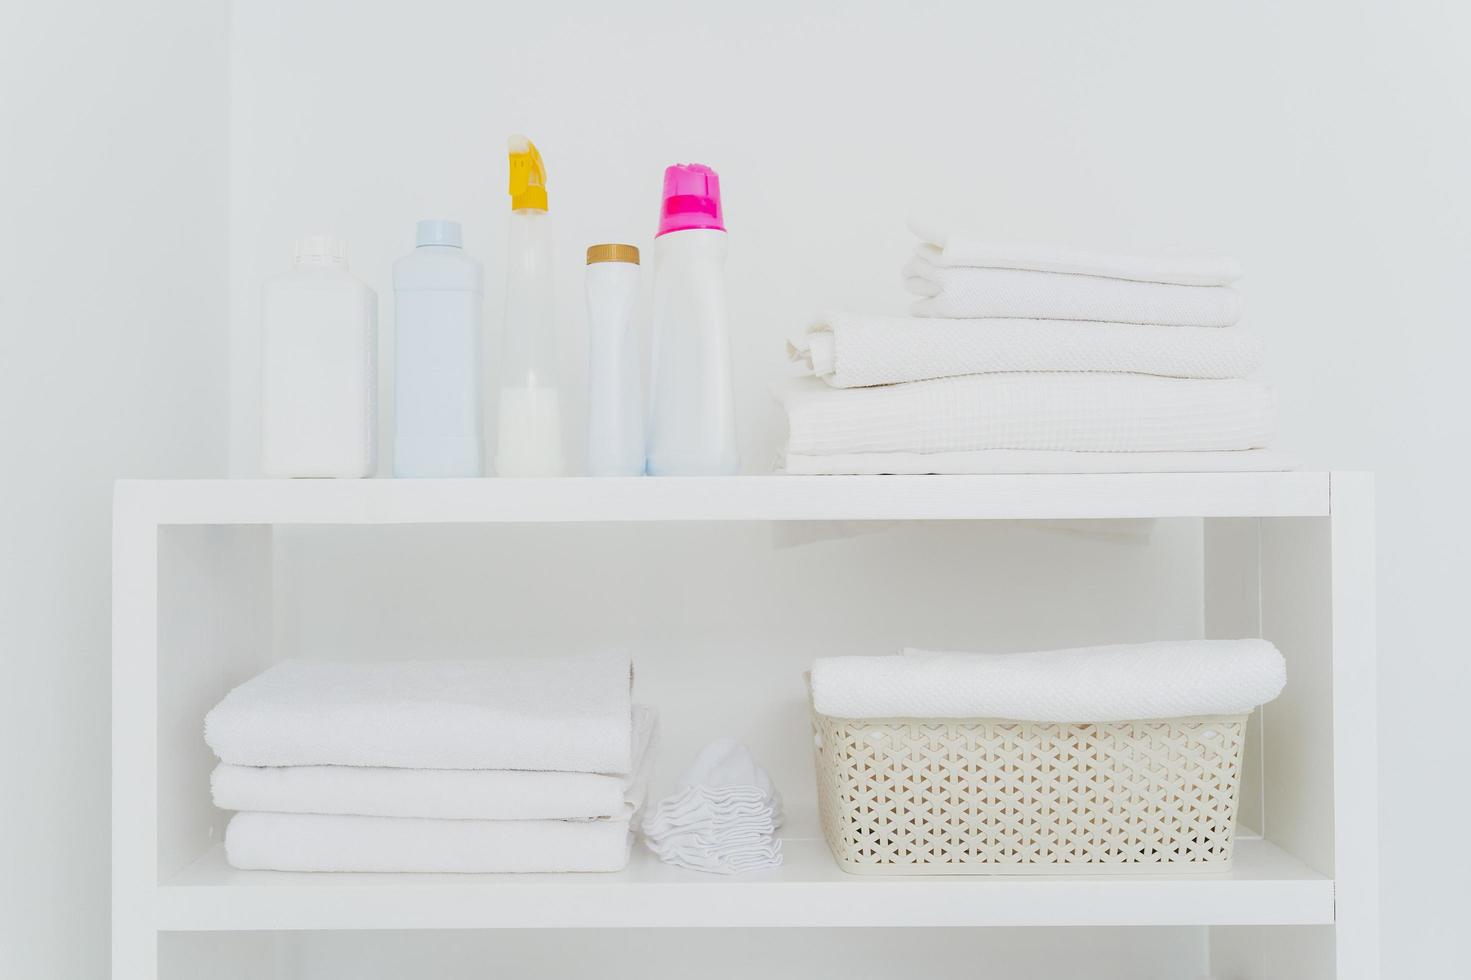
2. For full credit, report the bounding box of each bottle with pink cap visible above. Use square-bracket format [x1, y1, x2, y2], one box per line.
[646, 162, 739, 476]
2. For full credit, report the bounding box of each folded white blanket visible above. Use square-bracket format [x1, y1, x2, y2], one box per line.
[789, 314, 1264, 387]
[904, 253, 1242, 326]
[211, 706, 658, 821]
[781, 448, 1297, 475]
[908, 218, 1242, 285]
[204, 651, 635, 773]
[811, 639, 1286, 721]
[779, 375, 1275, 456]
[224, 812, 633, 873]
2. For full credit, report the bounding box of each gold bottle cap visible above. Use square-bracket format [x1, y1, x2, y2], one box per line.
[586, 243, 640, 265]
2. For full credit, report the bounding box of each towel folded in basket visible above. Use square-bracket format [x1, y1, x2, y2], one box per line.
[810, 639, 1286, 722]
[903, 253, 1243, 326]
[210, 706, 658, 821]
[789, 314, 1265, 388]
[779, 374, 1275, 457]
[204, 651, 635, 773]
[224, 811, 634, 873]
[907, 218, 1242, 285]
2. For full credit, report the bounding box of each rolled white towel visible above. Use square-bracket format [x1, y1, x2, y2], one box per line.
[908, 217, 1242, 286]
[789, 313, 1265, 388]
[810, 639, 1286, 722]
[904, 252, 1243, 326]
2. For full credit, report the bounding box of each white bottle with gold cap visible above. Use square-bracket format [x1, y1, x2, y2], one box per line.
[585, 243, 644, 477]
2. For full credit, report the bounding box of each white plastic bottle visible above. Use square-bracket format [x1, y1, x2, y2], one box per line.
[585, 243, 644, 476]
[496, 135, 564, 477]
[393, 219, 484, 478]
[646, 163, 738, 476]
[260, 235, 377, 478]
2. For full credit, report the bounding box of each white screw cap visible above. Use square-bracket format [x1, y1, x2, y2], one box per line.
[293, 235, 348, 267]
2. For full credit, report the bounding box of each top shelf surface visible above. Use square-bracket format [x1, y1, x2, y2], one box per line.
[114, 472, 1336, 525]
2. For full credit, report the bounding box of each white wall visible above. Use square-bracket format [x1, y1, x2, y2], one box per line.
[229, 0, 1325, 477]
[0, 2, 230, 977]
[1248, 3, 1471, 974]
[3, 0, 1468, 976]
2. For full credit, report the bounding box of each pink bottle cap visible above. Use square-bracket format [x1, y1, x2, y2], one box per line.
[656, 163, 724, 236]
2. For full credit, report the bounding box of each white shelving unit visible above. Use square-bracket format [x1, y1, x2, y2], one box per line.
[160, 837, 1330, 932]
[113, 473, 1377, 979]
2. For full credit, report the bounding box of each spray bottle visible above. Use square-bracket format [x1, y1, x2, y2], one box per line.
[496, 135, 564, 477]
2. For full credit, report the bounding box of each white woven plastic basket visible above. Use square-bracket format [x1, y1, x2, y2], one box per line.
[812, 705, 1248, 875]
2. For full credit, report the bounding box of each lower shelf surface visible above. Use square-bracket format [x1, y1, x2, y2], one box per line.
[156, 838, 1333, 931]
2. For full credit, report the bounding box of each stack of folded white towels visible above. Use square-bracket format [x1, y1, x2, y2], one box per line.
[640, 739, 783, 875]
[782, 219, 1282, 474]
[204, 650, 656, 873]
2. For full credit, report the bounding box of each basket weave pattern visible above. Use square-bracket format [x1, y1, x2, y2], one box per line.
[813, 711, 1248, 875]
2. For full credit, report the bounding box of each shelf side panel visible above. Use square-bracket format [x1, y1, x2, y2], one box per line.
[1329, 472, 1379, 977]
[1259, 516, 1336, 876]
[113, 498, 159, 980]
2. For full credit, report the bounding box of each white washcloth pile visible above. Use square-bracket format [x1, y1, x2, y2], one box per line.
[811, 639, 1286, 721]
[781, 220, 1283, 475]
[641, 739, 783, 875]
[204, 651, 656, 873]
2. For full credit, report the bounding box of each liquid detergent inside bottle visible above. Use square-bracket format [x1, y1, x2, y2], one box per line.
[646, 163, 738, 476]
[496, 135, 564, 477]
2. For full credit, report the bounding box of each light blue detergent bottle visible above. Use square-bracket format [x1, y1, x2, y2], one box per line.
[392, 220, 485, 477]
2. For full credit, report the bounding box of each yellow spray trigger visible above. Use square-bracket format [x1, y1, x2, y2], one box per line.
[508, 135, 548, 211]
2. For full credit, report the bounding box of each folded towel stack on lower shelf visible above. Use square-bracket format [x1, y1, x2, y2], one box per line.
[204, 651, 656, 873]
[782, 221, 1283, 475]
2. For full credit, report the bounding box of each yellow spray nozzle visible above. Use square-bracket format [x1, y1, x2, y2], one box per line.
[508, 134, 548, 211]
